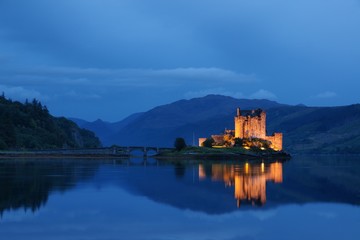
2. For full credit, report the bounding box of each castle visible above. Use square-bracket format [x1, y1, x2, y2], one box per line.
[199, 108, 283, 151]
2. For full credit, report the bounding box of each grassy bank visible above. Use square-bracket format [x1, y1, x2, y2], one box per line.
[156, 146, 291, 160]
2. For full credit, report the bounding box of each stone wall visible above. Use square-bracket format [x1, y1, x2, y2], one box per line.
[265, 133, 283, 151]
[211, 135, 225, 145]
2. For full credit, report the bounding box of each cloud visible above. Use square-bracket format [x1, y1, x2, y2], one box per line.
[63, 90, 101, 100]
[184, 88, 245, 99]
[0, 84, 47, 101]
[250, 89, 277, 100]
[184, 88, 279, 101]
[0, 0, 359, 117]
[0, 66, 256, 88]
[154, 68, 256, 82]
[315, 91, 337, 99]
[184, 88, 279, 100]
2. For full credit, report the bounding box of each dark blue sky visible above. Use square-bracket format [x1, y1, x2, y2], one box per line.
[1, 0, 360, 121]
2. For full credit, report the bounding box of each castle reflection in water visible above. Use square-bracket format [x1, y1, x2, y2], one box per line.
[198, 162, 283, 207]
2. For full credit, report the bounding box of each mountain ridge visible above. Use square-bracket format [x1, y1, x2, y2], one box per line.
[72, 94, 360, 153]
[70, 112, 144, 146]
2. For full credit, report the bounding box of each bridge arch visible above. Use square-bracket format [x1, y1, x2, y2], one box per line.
[111, 146, 174, 157]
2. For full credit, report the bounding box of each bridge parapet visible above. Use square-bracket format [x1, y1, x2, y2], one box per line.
[1, 146, 174, 157]
[113, 146, 174, 157]
[156, 147, 174, 153]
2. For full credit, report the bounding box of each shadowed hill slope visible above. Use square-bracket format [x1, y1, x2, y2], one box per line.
[266, 104, 360, 153]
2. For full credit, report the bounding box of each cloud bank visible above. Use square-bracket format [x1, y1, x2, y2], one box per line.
[0, 0, 359, 120]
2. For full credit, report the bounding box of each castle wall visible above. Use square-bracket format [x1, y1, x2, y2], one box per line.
[198, 138, 207, 147]
[265, 133, 283, 151]
[211, 135, 225, 145]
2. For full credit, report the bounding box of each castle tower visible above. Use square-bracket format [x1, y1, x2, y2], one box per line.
[234, 108, 244, 138]
[259, 110, 266, 139]
[235, 108, 267, 139]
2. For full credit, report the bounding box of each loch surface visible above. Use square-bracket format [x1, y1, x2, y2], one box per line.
[0, 155, 359, 240]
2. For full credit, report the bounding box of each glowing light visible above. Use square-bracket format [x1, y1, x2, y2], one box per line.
[244, 146, 250, 150]
[198, 164, 206, 180]
[260, 147, 265, 150]
[245, 163, 249, 174]
[213, 145, 225, 148]
[198, 161, 283, 207]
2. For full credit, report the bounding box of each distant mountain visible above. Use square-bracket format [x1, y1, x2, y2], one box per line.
[0, 95, 101, 149]
[266, 104, 360, 153]
[107, 95, 285, 147]
[70, 112, 144, 146]
[69, 118, 113, 143]
[74, 94, 360, 153]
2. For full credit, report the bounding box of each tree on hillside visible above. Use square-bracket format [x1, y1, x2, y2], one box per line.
[174, 137, 187, 151]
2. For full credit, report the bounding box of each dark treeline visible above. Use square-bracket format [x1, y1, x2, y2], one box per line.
[0, 94, 101, 150]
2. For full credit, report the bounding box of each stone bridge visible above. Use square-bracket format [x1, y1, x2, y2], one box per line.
[6, 146, 174, 157]
[112, 146, 174, 157]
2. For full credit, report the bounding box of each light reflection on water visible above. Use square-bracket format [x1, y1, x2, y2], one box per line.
[0, 156, 359, 240]
[199, 162, 283, 207]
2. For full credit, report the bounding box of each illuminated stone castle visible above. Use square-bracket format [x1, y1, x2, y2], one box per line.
[199, 108, 283, 151]
[235, 108, 283, 151]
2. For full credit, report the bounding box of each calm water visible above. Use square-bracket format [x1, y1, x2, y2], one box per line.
[0, 155, 359, 240]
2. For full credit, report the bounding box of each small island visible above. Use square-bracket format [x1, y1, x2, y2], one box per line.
[157, 108, 291, 160]
[156, 145, 291, 160]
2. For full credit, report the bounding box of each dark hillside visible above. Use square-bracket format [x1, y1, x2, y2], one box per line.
[267, 104, 360, 153]
[0, 95, 101, 150]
